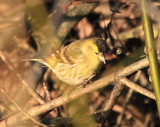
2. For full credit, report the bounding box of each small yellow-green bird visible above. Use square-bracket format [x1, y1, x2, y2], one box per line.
[32, 37, 106, 85]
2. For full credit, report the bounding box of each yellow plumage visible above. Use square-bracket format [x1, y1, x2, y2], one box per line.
[32, 37, 106, 85]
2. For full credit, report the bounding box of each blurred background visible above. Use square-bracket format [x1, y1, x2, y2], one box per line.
[0, 0, 160, 126]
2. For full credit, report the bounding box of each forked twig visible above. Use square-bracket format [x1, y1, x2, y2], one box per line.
[0, 54, 159, 127]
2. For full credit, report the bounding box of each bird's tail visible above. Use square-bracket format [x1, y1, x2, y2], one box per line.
[30, 58, 49, 67]
[30, 58, 57, 73]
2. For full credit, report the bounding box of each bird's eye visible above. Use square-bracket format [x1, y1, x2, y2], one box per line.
[95, 52, 98, 55]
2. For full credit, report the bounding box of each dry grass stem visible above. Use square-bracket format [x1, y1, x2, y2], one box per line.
[0, 50, 45, 104]
[0, 87, 47, 127]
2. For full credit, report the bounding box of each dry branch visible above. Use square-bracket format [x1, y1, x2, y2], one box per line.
[0, 54, 158, 127]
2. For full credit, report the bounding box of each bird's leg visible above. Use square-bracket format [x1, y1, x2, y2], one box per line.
[81, 74, 96, 88]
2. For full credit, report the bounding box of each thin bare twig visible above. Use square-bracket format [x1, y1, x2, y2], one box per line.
[0, 55, 159, 127]
[120, 78, 155, 100]
[0, 50, 45, 104]
[0, 102, 13, 114]
[116, 71, 142, 127]
[42, 69, 58, 117]
[42, 69, 52, 101]
[0, 87, 47, 127]
[101, 82, 124, 127]
[116, 89, 134, 127]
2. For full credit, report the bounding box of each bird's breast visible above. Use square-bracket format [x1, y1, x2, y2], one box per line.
[53, 59, 103, 85]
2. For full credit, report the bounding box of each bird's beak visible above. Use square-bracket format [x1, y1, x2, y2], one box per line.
[98, 52, 106, 64]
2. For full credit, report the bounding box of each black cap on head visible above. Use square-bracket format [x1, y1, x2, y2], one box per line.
[95, 38, 107, 55]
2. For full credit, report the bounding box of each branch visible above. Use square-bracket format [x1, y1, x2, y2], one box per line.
[0, 87, 47, 127]
[0, 51, 45, 105]
[120, 78, 155, 100]
[0, 54, 158, 127]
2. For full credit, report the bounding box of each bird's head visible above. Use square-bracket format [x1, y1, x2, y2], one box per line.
[82, 37, 106, 64]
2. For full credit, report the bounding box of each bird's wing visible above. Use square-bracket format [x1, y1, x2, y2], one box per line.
[60, 40, 84, 64]
[31, 40, 84, 69]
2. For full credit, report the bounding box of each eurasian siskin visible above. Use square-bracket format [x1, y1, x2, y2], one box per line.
[32, 37, 106, 85]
